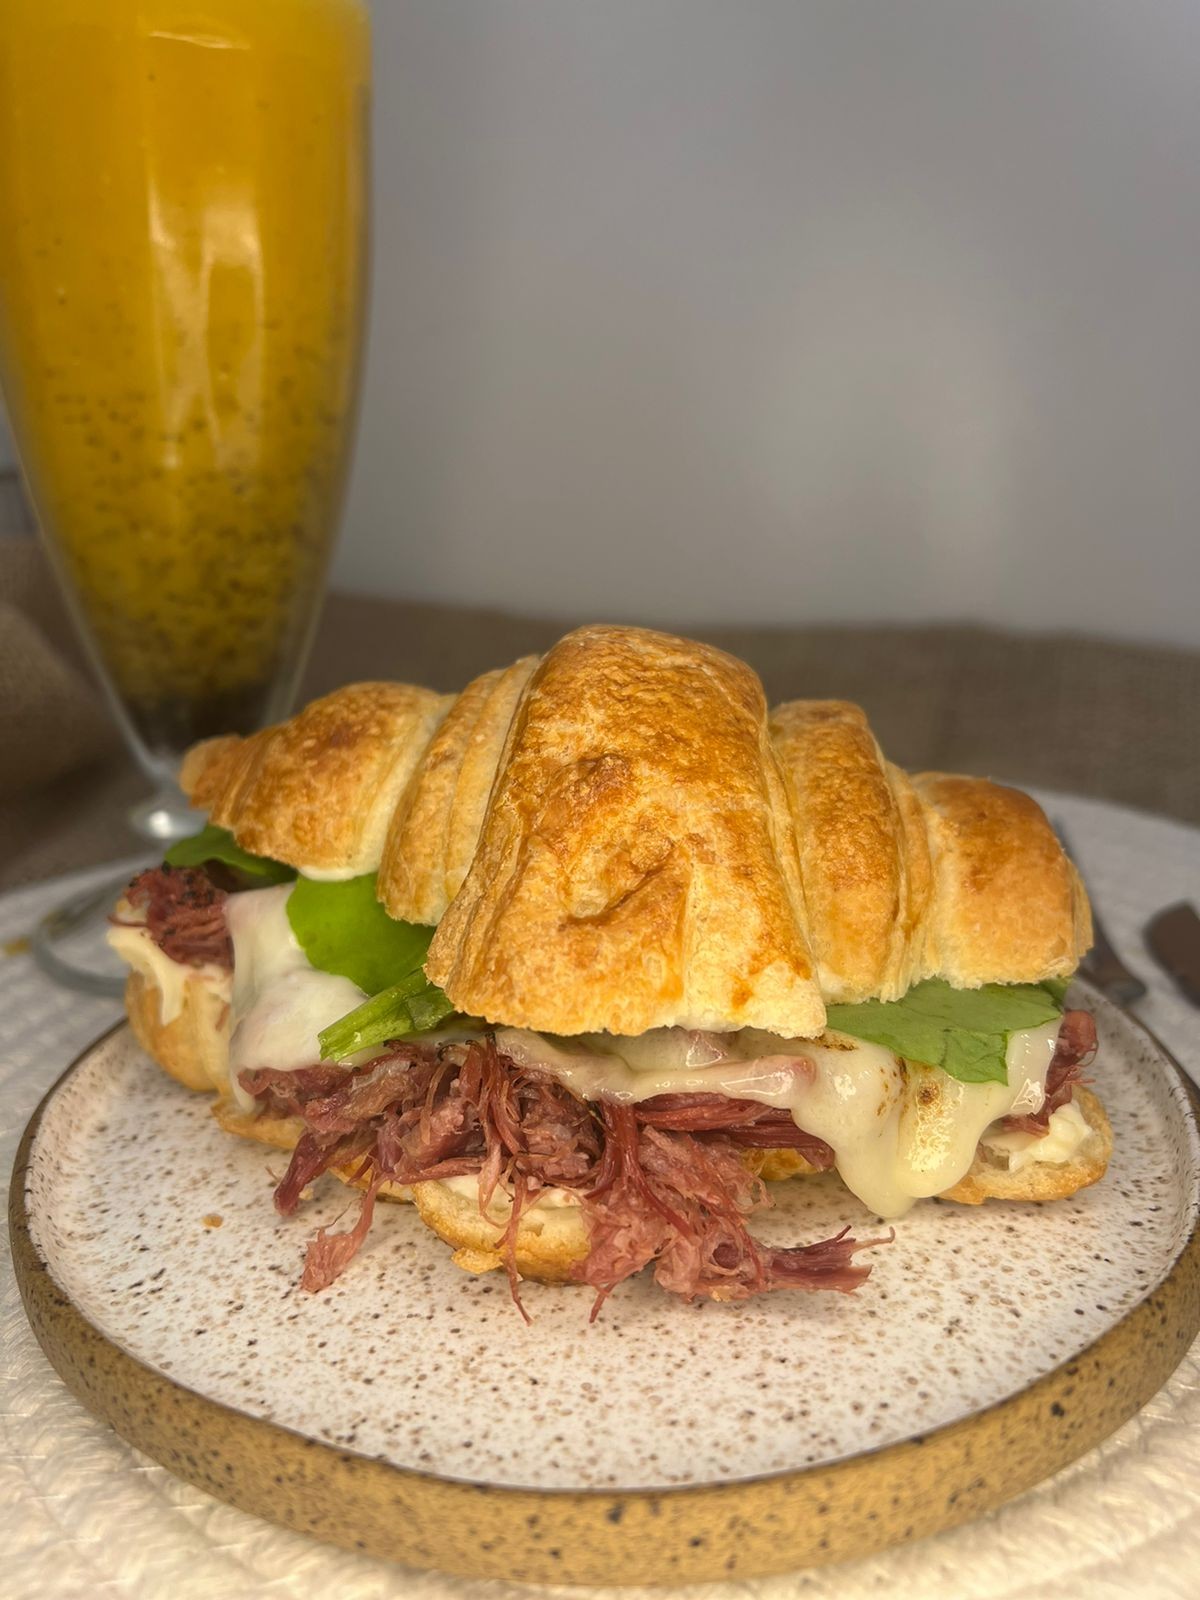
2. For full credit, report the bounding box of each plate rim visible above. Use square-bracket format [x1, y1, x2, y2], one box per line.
[9, 991, 1200, 1587]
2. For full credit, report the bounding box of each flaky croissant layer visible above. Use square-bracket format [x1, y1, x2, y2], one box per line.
[181, 624, 1091, 1037]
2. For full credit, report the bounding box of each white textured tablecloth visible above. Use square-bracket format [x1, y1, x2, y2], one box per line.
[3, 792, 1200, 1600]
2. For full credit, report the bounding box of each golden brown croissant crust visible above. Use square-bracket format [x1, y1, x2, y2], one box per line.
[180, 624, 1091, 1036]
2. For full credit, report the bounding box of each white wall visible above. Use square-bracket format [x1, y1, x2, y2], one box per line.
[340, 4, 1197, 646]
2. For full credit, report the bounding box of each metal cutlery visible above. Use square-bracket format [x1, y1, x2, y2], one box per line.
[1145, 901, 1200, 1008]
[1054, 820, 1149, 1006]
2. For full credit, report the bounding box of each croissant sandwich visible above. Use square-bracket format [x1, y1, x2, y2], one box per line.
[108, 624, 1110, 1313]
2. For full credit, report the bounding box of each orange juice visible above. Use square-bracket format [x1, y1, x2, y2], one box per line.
[0, 0, 369, 756]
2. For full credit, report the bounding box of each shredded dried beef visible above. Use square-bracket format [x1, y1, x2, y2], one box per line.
[243, 1037, 882, 1310]
[116, 865, 232, 969]
[633, 1092, 836, 1164]
[580, 1101, 876, 1316]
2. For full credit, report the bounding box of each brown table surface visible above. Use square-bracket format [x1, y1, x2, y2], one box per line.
[2, 535, 1198, 891]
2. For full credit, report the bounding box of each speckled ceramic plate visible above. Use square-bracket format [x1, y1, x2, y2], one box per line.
[10, 984, 1200, 1586]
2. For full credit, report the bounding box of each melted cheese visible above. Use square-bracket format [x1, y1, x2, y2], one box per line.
[224, 885, 368, 1111]
[105, 918, 231, 1026]
[980, 1098, 1092, 1172]
[488, 1021, 1061, 1219]
[286, 862, 361, 883]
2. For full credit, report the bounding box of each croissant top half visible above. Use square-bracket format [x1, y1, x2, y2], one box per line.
[181, 624, 1091, 1037]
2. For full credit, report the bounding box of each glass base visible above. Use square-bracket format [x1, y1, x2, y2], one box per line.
[32, 786, 199, 996]
[31, 872, 145, 998]
[128, 785, 204, 843]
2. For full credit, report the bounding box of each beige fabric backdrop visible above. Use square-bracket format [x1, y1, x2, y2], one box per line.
[2, 534, 1197, 890]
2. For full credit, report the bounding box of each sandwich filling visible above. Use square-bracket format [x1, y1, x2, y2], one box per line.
[112, 860, 1097, 1308]
[242, 1042, 883, 1312]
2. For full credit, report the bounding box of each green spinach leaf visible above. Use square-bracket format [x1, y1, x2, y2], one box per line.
[286, 873, 435, 998]
[823, 978, 1067, 1085]
[318, 977, 456, 1061]
[164, 822, 295, 886]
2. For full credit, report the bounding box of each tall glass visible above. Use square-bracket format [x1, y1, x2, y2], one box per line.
[0, 0, 369, 825]
[0, 0, 369, 985]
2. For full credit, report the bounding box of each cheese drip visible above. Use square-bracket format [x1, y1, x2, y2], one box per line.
[106, 918, 231, 1025]
[981, 1099, 1093, 1172]
[224, 884, 369, 1111]
[184, 884, 1067, 1215]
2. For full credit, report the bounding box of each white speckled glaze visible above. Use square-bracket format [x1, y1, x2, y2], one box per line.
[24, 986, 1200, 1494]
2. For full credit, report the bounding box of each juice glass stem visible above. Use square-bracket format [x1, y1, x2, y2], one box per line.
[128, 785, 205, 845]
